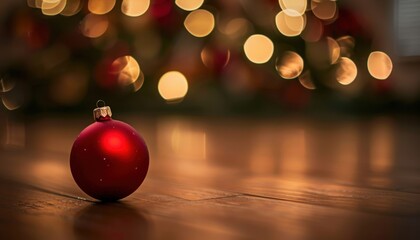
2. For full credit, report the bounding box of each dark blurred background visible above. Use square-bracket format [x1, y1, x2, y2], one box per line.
[0, 0, 420, 117]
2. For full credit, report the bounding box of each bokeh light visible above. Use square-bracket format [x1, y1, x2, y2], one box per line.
[184, 9, 215, 37]
[298, 70, 316, 90]
[0, 78, 15, 93]
[367, 51, 393, 80]
[336, 57, 357, 85]
[201, 46, 231, 71]
[158, 71, 189, 101]
[220, 18, 251, 40]
[311, 0, 337, 20]
[132, 71, 145, 92]
[88, 0, 115, 15]
[41, 0, 67, 16]
[27, 0, 41, 8]
[244, 34, 274, 64]
[327, 37, 340, 64]
[60, 0, 82, 16]
[81, 14, 109, 38]
[121, 0, 150, 17]
[278, 0, 307, 16]
[1, 82, 25, 111]
[275, 11, 305, 37]
[2, 97, 22, 111]
[301, 14, 323, 42]
[337, 36, 355, 58]
[111, 56, 142, 87]
[175, 0, 204, 11]
[276, 51, 304, 79]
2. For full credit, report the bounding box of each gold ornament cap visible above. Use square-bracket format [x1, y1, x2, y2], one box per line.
[93, 100, 112, 121]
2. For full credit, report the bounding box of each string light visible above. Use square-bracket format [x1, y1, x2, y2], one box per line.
[121, 0, 150, 17]
[88, 0, 115, 15]
[278, 0, 307, 16]
[336, 57, 357, 85]
[298, 70, 316, 90]
[175, 0, 204, 11]
[80, 14, 109, 38]
[275, 11, 305, 37]
[337, 36, 355, 58]
[158, 71, 189, 101]
[184, 9, 215, 37]
[276, 51, 304, 79]
[60, 0, 82, 16]
[41, 0, 66, 16]
[311, 0, 337, 20]
[244, 34, 274, 64]
[367, 51, 393, 80]
[327, 37, 340, 64]
[20, 0, 398, 109]
[111, 56, 142, 87]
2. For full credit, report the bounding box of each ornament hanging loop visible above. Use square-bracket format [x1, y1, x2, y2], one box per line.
[93, 100, 112, 121]
[96, 100, 106, 108]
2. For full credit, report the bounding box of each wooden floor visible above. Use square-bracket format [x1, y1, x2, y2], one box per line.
[1, 115, 420, 239]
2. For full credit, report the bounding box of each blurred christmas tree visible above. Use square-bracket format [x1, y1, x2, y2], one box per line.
[0, 0, 411, 115]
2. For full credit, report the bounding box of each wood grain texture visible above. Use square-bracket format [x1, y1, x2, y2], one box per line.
[1, 116, 420, 239]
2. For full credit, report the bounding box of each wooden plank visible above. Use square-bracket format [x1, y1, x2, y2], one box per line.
[1, 116, 420, 239]
[2, 176, 419, 240]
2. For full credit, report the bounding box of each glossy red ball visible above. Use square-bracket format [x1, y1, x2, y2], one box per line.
[70, 119, 149, 201]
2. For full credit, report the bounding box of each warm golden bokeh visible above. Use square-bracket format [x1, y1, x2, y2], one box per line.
[311, 0, 337, 20]
[80, 14, 109, 38]
[337, 36, 355, 58]
[184, 9, 215, 37]
[243, 34, 274, 64]
[158, 71, 189, 101]
[336, 57, 357, 85]
[121, 0, 150, 17]
[201, 47, 231, 70]
[132, 71, 145, 92]
[327, 37, 340, 64]
[88, 0, 115, 15]
[276, 51, 304, 79]
[112, 56, 142, 87]
[0, 78, 15, 93]
[298, 70, 316, 90]
[26, 0, 41, 8]
[220, 18, 250, 40]
[60, 0, 81, 16]
[41, 0, 66, 16]
[175, 0, 204, 11]
[300, 14, 323, 42]
[1, 92, 24, 110]
[275, 11, 305, 37]
[367, 51, 393, 80]
[278, 0, 307, 16]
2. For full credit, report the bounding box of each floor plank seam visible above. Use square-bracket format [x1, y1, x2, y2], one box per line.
[240, 193, 420, 217]
[0, 177, 95, 203]
[194, 194, 244, 201]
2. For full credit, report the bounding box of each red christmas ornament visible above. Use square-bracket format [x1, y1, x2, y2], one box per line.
[70, 100, 149, 201]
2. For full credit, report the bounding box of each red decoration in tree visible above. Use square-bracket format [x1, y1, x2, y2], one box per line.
[70, 101, 149, 201]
